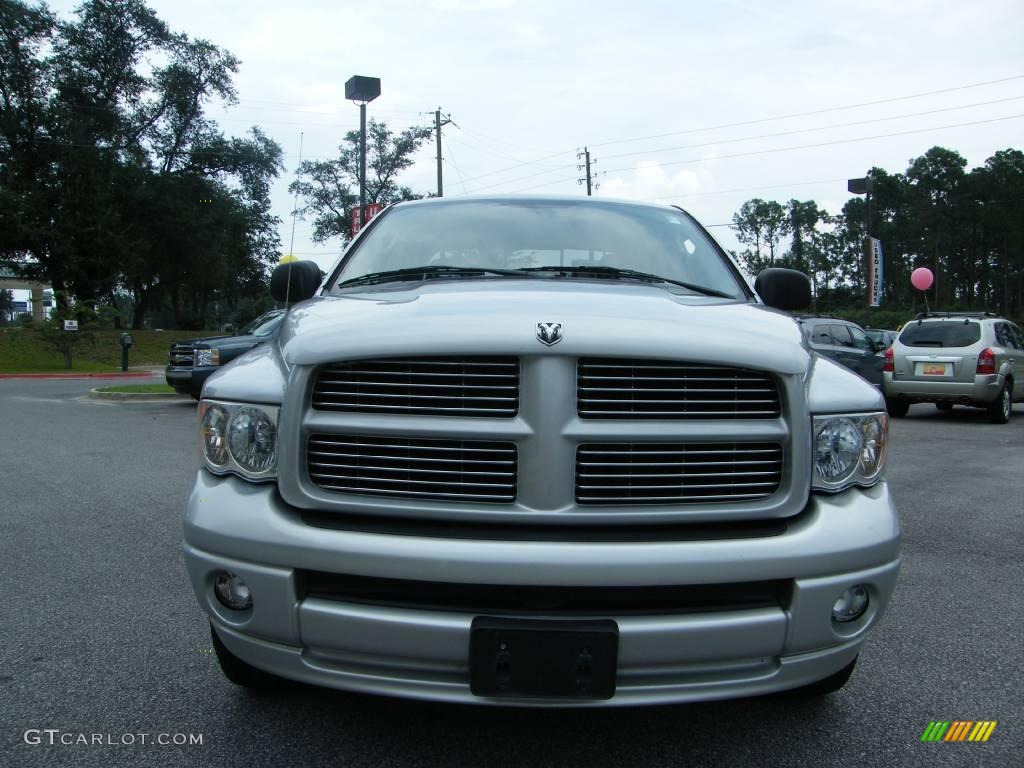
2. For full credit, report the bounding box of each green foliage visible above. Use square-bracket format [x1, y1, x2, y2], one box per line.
[0, 289, 13, 321]
[0, 0, 283, 330]
[289, 119, 433, 244]
[731, 199, 790, 275]
[733, 145, 1024, 319]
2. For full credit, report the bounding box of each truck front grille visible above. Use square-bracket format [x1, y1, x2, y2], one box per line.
[576, 443, 783, 504]
[307, 435, 517, 503]
[577, 358, 780, 418]
[312, 357, 519, 417]
[169, 344, 194, 367]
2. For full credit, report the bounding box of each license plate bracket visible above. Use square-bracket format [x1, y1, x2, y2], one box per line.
[469, 617, 618, 700]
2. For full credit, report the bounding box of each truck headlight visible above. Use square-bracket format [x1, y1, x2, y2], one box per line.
[227, 406, 277, 474]
[198, 400, 278, 481]
[195, 348, 220, 366]
[812, 412, 887, 492]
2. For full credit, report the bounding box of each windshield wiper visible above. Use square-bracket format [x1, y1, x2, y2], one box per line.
[337, 265, 530, 289]
[516, 265, 736, 298]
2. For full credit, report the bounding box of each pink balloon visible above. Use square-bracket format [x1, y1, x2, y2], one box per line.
[911, 267, 934, 291]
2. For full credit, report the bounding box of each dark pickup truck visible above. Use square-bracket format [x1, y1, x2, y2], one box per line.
[165, 310, 285, 398]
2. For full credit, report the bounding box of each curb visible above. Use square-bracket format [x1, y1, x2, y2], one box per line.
[0, 371, 156, 380]
[88, 388, 190, 401]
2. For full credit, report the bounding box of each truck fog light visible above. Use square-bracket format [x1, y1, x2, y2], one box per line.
[832, 585, 869, 623]
[213, 572, 252, 611]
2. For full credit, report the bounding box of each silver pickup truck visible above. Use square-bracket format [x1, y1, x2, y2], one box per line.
[184, 196, 899, 706]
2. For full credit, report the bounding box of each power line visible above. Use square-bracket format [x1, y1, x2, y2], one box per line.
[489, 112, 1024, 193]
[588, 74, 1024, 149]
[595, 113, 1024, 177]
[456, 126, 561, 156]
[448, 132, 566, 171]
[598, 95, 1024, 162]
[444, 136, 469, 195]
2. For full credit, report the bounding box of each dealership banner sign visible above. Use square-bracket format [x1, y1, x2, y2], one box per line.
[867, 237, 884, 307]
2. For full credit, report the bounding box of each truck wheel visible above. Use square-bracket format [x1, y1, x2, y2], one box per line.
[987, 383, 1012, 424]
[210, 622, 287, 691]
[791, 655, 858, 696]
[885, 398, 909, 418]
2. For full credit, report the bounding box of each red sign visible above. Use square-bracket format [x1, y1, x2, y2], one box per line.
[351, 203, 383, 236]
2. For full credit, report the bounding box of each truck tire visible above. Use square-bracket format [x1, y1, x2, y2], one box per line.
[210, 622, 287, 691]
[885, 398, 909, 418]
[987, 382, 1012, 424]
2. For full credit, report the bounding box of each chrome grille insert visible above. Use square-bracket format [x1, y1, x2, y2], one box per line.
[308, 435, 517, 503]
[577, 358, 780, 418]
[313, 357, 519, 417]
[169, 344, 194, 367]
[576, 443, 783, 504]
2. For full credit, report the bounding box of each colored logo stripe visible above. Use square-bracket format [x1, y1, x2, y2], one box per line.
[944, 721, 973, 741]
[921, 721, 997, 742]
[968, 721, 997, 742]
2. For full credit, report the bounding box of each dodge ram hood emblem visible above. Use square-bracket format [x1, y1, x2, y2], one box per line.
[536, 322, 563, 346]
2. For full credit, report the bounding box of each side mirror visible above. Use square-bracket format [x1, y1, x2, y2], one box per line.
[270, 260, 321, 303]
[754, 268, 811, 311]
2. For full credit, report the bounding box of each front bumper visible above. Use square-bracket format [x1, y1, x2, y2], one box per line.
[183, 472, 900, 706]
[883, 371, 1004, 404]
[165, 366, 216, 397]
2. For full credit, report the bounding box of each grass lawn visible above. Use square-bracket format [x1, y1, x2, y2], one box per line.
[94, 383, 178, 394]
[0, 327, 215, 373]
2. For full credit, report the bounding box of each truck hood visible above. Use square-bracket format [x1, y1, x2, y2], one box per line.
[276, 279, 811, 375]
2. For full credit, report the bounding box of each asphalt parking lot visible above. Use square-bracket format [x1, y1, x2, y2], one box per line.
[2, 376, 1022, 768]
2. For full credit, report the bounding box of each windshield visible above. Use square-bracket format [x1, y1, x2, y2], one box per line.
[330, 200, 747, 299]
[239, 310, 285, 337]
[898, 321, 981, 348]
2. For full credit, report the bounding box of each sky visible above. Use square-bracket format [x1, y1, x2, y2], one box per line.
[42, 0, 1024, 275]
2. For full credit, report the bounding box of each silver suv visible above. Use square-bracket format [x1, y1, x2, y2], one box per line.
[883, 312, 1024, 423]
[184, 197, 899, 706]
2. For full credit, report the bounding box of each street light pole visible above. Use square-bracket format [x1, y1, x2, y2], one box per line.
[345, 76, 381, 232]
[359, 101, 367, 216]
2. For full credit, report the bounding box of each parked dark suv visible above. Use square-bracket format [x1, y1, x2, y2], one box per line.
[797, 316, 886, 387]
[166, 310, 285, 398]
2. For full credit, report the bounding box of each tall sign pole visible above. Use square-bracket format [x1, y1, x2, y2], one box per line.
[345, 76, 381, 230]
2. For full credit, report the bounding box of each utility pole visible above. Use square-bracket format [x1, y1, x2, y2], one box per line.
[433, 108, 453, 197]
[577, 147, 598, 196]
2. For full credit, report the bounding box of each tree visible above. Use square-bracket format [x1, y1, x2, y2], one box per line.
[731, 199, 790, 276]
[0, 289, 14, 321]
[0, 0, 283, 328]
[289, 119, 433, 244]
